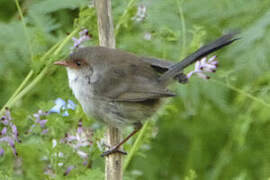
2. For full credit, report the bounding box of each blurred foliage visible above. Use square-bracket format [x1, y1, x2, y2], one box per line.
[1, 0, 270, 179]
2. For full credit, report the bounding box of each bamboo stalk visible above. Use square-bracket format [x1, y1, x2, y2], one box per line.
[94, 0, 123, 180]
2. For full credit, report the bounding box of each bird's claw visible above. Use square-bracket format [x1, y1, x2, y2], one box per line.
[175, 72, 188, 84]
[101, 146, 127, 157]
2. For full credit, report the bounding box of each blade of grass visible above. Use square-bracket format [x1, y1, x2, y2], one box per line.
[0, 28, 80, 116]
[176, 0, 187, 58]
[14, 0, 33, 61]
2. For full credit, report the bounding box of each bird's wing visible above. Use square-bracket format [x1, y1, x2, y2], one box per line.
[92, 61, 175, 102]
[114, 88, 175, 102]
[140, 57, 175, 73]
[140, 57, 188, 84]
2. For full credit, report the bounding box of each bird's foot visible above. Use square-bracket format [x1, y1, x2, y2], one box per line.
[175, 72, 188, 84]
[101, 146, 127, 157]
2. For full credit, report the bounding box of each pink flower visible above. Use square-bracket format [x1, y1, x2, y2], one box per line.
[187, 56, 218, 80]
[71, 29, 91, 51]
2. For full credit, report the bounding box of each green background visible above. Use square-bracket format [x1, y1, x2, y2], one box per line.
[1, 0, 270, 179]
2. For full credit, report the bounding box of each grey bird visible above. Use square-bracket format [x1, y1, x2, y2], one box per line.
[54, 33, 238, 156]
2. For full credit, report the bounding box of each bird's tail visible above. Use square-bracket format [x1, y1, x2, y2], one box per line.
[158, 32, 239, 84]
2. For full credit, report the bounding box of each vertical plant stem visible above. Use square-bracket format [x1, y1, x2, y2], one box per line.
[94, 0, 122, 180]
[123, 121, 150, 171]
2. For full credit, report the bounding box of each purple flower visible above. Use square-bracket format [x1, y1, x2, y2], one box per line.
[64, 165, 75, 176]
[38, 120, 48, 128]
[34, 110, 48, 119]
[1, 119, 9, 126]
[1, 127, 7, 135]
[1, 109, 11, 125]
[72, 130, 91, 149]
[0, 109, 19, 157]
[144, 32, 152, 41]
[83, 160, 88, 166]
[187, 56, 218, 79]
[41, 129, 49, 135]
[0, 148, 4, 156]
[70, 29, 91, 51]
[132, 4, 147, 22]
[0, 136, 17, 156]
[61, 121, 93, 161]
[11, 123, 19, 142]
[28, 110, 48, 135]
[77, 120, 83, 134]
[64, 134, 77, 142]
[11, 124, 17, 135]
[5, 108, 12, 121]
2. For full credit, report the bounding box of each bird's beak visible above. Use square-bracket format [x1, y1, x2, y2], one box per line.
[54, 60, 69, 67]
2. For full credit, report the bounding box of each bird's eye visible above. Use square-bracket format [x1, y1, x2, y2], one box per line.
[75, 61, 81, 66]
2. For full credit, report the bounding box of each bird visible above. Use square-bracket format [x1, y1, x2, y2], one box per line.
[54, 33, 238, 156]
